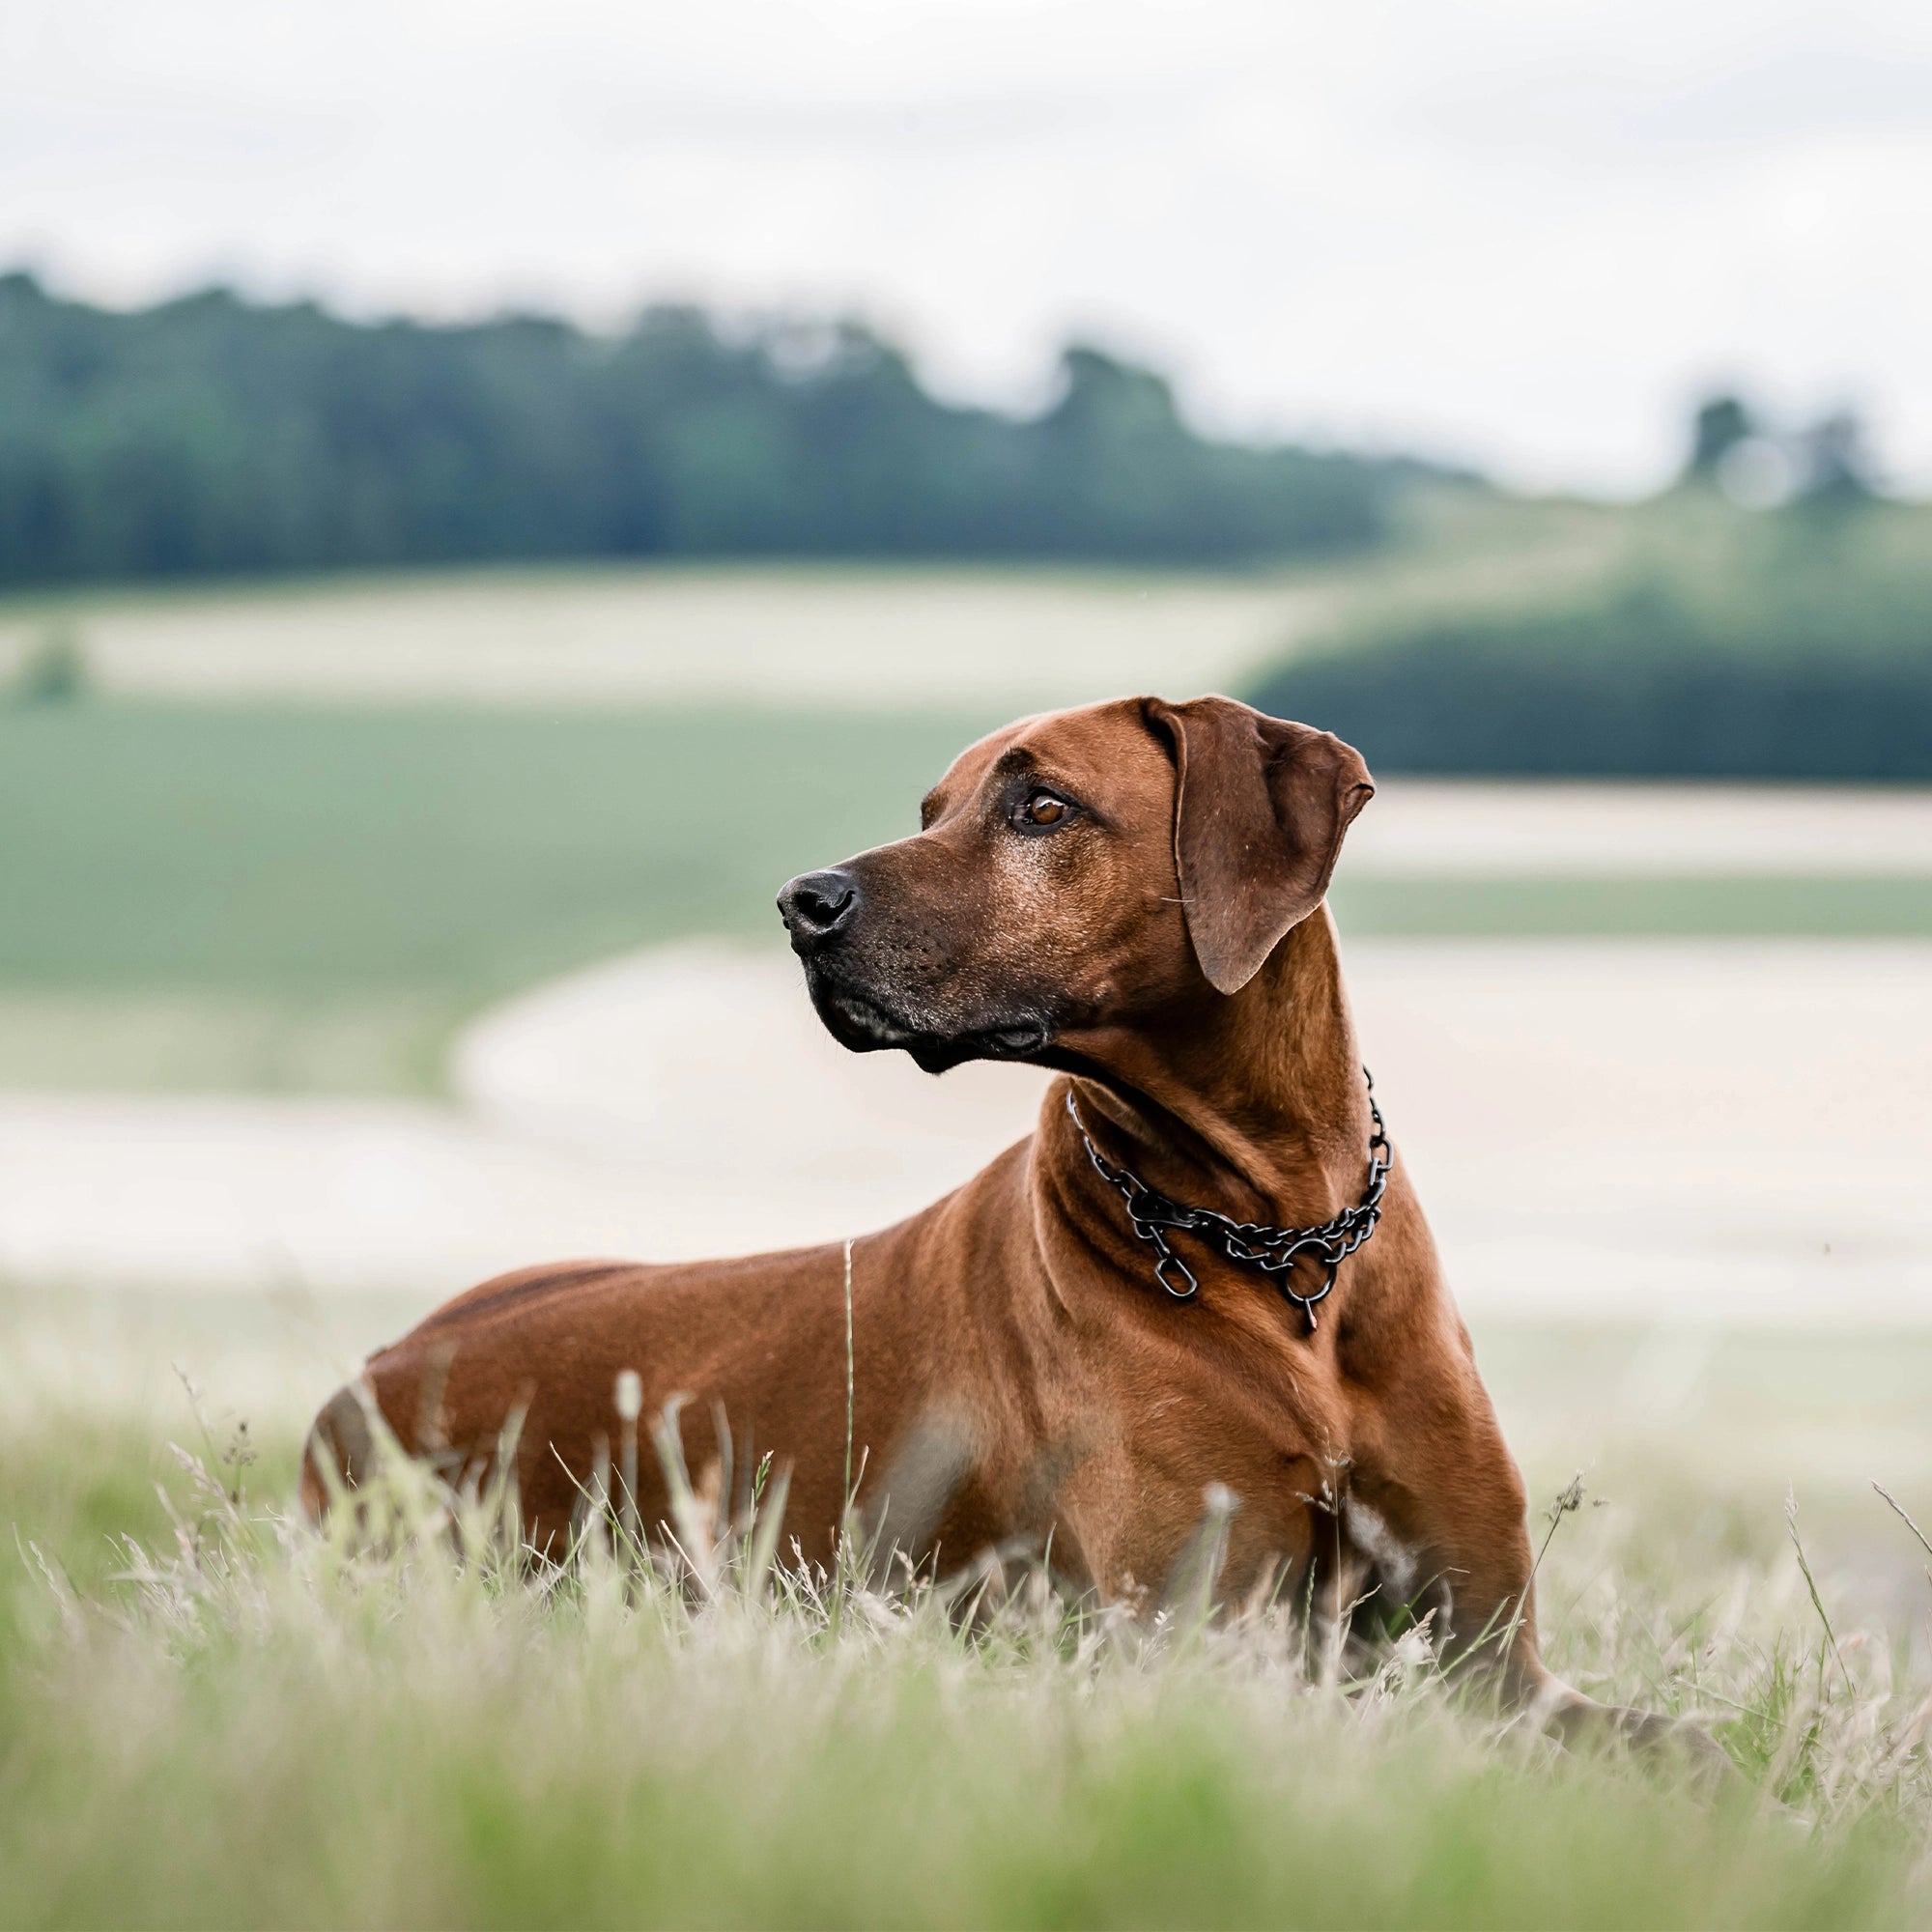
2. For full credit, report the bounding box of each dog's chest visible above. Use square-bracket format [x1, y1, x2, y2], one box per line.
[1042, 1311, 1444, 1613]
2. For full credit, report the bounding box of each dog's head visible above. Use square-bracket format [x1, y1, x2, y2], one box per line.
[777, 695, 1374, 1074]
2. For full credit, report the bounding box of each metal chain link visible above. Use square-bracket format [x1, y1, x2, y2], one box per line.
[1065, 1070, 1392, 1333]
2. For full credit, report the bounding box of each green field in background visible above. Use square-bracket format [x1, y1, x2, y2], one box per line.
[5, 699, 1930, 1094]
[0, 701, 998, 1089]
[0, 702, 997, 988]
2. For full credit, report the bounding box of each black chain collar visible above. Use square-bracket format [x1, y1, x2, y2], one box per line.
[1065, 1069, 1392, 1332]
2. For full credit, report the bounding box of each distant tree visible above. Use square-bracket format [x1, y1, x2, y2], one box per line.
[1249, 552, 1932, 782]
[8, 624, 87, 704]
[1792, 408, 1876, 507]
[0, 272, 1435, 585]
[1684, 394, 1755, 481]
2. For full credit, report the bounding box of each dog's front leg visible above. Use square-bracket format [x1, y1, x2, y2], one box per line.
[1360, 1370, 1736, 1783]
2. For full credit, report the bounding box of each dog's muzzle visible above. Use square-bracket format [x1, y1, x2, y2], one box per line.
[778, 863, 1056, 1071]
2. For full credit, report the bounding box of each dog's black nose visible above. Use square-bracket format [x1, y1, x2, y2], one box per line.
[778, 867, 859, 949]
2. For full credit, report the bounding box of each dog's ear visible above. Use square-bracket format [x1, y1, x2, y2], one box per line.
[1144, 696, 1374, 995]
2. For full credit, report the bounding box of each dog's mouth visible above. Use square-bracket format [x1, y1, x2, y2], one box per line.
[803, 964, 1052, 1074]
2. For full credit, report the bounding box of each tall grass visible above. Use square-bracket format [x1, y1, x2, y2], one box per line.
[5, 1394, 1929, 1931]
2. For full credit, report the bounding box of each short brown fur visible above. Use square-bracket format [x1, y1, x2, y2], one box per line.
[303, 695, 1707, 1751]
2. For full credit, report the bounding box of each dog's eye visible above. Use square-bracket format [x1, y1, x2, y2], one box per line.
[1014, 789, 1073, 830]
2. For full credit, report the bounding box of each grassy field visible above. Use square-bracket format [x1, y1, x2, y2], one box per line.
[5, 519, 1930, 1925]
[8, 698, 1932, 1095]
[17, 485, 1916, 712]
[0, 486, 1629, 712]
[0, 702, 995, 1091]
[4, 493, 1926, 1096]
[4, 1302, 1931, 1930]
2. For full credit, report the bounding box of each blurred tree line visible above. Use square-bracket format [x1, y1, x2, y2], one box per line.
[0, 272, 1430, 584]
[1249, 391, 1930, 781]
[1254, 487, 1931, 781]
[1684, 391, 1878, 509]
[1255, 577, 1932, 781]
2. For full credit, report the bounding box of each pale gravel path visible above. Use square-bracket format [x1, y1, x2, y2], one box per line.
[4, 939, 1927, 1327]
[0, 570, 1320, 713]
[0, 519, 1621, 715]
[1347, 783, 1932, 876]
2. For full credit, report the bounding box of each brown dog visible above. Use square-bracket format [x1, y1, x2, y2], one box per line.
[303, 695, 1670, 1742]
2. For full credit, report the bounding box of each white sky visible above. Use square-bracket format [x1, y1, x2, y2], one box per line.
[4, 0, 1929, 494]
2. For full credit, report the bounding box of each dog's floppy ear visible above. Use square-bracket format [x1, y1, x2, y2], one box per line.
[1145, 696, 1374, 995]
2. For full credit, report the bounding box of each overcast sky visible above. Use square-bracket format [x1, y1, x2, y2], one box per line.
[4, 0, 1928, 494]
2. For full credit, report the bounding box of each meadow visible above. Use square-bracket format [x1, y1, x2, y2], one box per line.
[4, 1302, 1932, 1930]
[4, 501, 1931, 1926]
[0, 701, 989, 1091]
[6, 481, 1927, 1096]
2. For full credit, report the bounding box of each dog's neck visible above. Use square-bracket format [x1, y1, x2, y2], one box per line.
[1068, 905, 1374, 1230]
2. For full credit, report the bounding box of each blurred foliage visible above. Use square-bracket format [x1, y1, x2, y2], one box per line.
[1681, 390, 1878, 504]
[1685, 394, 1756, 480]
[0, 273, 1432, 582]
[1252, 500, 1932, 778]
[7, 622, 87, 704]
